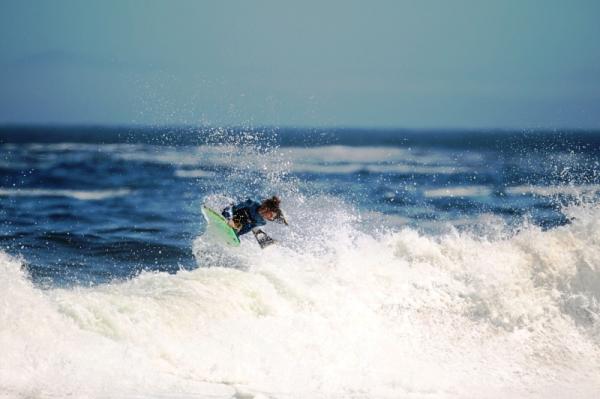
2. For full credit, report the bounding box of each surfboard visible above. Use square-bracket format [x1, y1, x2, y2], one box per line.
[201, 206, 241, 247]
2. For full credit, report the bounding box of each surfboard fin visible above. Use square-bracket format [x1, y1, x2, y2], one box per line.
[253, 228, 276, 249]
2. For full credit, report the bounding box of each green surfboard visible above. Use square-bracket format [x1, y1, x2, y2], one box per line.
[202, 206, 241, 247]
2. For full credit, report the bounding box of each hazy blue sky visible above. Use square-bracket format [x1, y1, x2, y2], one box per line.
[1, 0, 599, 128]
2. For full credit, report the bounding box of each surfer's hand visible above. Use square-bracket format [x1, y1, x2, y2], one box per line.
[228, 220, 241, 231]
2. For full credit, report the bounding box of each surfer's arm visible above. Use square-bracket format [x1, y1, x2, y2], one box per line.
[222, 204, 242, 231]
[221, 205, 234, 220]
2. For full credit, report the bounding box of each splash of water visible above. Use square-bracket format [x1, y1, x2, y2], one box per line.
[3, 199, 600, 398]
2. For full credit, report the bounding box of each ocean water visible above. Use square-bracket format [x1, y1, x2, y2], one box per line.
[1, 127, 600, 398]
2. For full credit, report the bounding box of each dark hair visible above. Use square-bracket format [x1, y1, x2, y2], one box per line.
[260, 196, 281, 213]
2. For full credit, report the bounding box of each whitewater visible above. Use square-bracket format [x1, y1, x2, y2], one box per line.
[1, 201, 599, 398]
[1, 128, 600, 398]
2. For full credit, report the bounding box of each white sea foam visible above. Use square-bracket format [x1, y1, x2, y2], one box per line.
[2, 201, 600, 398]
[506, 184, 600, 197]
[423, 185, 493, 198]
[367, 163, 472, 174]
[0, 188, 131, 200]
[281, 145, 482, 165]
[284, 146, 411, 163]
[174, 169, 217, 178]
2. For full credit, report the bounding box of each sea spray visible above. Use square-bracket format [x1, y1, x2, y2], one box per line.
[3, 200, 600, 397]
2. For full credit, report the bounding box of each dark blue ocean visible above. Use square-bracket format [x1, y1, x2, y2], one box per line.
[2, 126, 600, 397]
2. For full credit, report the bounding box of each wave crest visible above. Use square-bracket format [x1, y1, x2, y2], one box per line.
[2, 203, 600, 397]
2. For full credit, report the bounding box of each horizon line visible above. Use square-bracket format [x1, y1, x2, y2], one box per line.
[1, 123, 600, 133]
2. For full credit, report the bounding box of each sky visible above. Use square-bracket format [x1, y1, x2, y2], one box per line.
[1, 0, 599, 129]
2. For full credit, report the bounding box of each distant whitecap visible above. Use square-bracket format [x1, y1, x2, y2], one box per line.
[0, 188, 131, 200]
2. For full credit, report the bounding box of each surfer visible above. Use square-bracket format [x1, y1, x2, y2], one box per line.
[221, 196, 287, 248]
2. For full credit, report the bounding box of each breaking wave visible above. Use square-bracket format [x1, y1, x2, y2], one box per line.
[2, 198, 600, 398]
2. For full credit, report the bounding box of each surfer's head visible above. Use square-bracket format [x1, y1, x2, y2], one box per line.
[259, 196, 288, 225]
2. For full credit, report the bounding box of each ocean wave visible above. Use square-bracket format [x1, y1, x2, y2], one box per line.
[368, 163, 472, 174]
[281, 145, 483, 164]
[110, 144, 242, 167]
[289, 163, 472, 175]
[105, 145, 476, 176]
[0, 188, 131, 200]
[423, 185, 493, 198]
[0, 161, 30, 170]
[3, 203, 600, 397]
[283, 146, 476, 175]
[174, 169, 217, 178]
[506, 184, 600, 197]
[1, 143, 477, 185]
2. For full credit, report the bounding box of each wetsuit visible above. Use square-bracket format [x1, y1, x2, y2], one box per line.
[221, 199, 266, 236]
